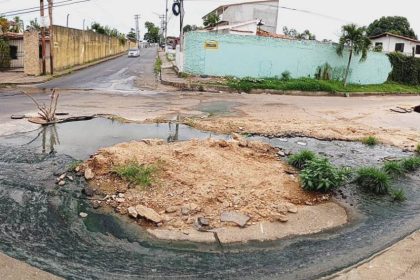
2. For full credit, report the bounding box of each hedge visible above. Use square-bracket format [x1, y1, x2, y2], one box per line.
[387, 52, 420, 85]
[0, 38, 11, 70]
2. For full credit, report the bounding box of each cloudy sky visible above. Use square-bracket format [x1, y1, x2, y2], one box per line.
[1, 0, 420, 41]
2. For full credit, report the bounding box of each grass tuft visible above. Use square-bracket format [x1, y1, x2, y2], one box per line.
[288, 150, 317, 169]
[361, 136, 379, 146]
[355, 167, 391, 195]
[113, 162, 157, 188]
[383, 161, 405, 178]
[400, 156, 420, 172]
[154, 57, 162, 74]
[415, 143, 420, 154]
[299, 157, 349, 193]
[390, 188, 407, 202]
[68, 160, 83, 171]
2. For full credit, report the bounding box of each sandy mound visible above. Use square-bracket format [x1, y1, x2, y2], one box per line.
[81, 137, 346, 242]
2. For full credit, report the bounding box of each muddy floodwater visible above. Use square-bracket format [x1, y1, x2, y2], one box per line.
[0, 118, 419, 279]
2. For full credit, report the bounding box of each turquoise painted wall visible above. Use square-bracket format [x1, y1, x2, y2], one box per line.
[184, 32, 392, 85]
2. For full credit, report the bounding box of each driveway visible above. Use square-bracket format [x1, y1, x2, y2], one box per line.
[39, 47, 158, 91]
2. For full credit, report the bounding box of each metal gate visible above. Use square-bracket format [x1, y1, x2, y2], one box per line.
[9, 39, 24, 69]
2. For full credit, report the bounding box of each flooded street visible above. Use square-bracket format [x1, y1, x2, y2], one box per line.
[0, 118, 419, 279]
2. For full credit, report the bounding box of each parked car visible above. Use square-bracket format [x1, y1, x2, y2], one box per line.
[128, 48, 140, 57]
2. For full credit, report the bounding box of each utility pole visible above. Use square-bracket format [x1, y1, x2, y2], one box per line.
[47, 0, 54, 75]
[134, 14, 140, 49]
[165, 0, 168, 48]
[40, 0, 46, 75]
[159, 14, 165, 46]
[66, 14, 69, 27]
[179, 0, 184, 51]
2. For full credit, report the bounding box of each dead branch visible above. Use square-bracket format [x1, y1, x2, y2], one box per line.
[23, 89, 60, 122]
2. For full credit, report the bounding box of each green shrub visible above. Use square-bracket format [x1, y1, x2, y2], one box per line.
[355, 167, 391, 195]
[387, 52, 420, 85]
[113, 162, 157, 188]
[383, 161, 405, 177]
[415, 143, 420, 154]
[154, 57, 162, 74]
[361, 136, 379, 146]
[281, 71, 291, 81]
[299, 157, 349, 193]
[0, 38, 11, 69]
[390, 188, 407, 202]
[315, 63, 332, 81]
[288, 150, 317, 169]
[400, 156, 420, 172]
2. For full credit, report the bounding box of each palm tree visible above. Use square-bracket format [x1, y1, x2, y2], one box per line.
[336, 24, 372, 86]
[203, 13, 220, 28]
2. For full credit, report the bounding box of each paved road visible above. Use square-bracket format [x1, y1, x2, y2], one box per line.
[39, 47, 157, 91]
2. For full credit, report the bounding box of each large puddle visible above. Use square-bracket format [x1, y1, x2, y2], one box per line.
[0, 118, 419, 279]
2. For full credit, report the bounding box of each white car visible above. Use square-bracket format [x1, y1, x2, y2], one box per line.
[128, 48, 140, 57]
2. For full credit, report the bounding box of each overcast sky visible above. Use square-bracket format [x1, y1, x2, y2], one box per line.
[1, 0, 420, 41]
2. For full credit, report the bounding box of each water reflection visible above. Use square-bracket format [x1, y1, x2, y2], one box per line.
[26, 125, 60, 155]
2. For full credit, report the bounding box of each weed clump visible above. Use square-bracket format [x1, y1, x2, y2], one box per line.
[355, 167, 391, 195]
[288, 150, 317, 169]
[416, 143, 420, 154]
[401, 156, 420, 172]
[361, 136, 378, 146]
[113, 162, 157, 188]
[383, 161, 405, 178]
[300, 157, 349, 193]
[390, 188, 407, 202]
[68, 160, 83, 171]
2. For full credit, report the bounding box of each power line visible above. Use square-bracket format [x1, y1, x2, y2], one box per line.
[1, 0, 91, 17]
[1, 0, 73, 16]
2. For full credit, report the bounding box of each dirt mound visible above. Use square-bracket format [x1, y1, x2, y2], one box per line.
[81, 137, 338, 240]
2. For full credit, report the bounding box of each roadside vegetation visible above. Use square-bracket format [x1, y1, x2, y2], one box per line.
[289, 148, 420, 201]
[361, 136, 379, 146]
[227, 77, 420, 94]
[415, 143, 420, 154]
[113, 162, 158, 188]
[154, 57, 162, 74]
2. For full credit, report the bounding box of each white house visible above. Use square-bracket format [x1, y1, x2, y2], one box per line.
[202, 0, 279, 34]
[370, 32, 420, 57]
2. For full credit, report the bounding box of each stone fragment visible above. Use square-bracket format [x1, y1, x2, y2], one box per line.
[197, 217, 209, 226]
[220, 211, 250, 227]
[79, 212, 88, 218]
[273, 214, 288, 223]
[165, 206, 179, 213]
[275, 204, 288, 214]
[128, 206, 138, 219]
[67, 175, 74, 181]
[58, 180, 66, 186]
[232, 133, 242, 141]
[285, 202, 298, 213]
[58, 174, 66, 181]
[82, 187, 95, 197]
[115, 198, 125, 203]
[92, 201, 101, 209]
[218, 140, 229, 148]
[135, 205, 163, 223]
[84, 168, 95, 180]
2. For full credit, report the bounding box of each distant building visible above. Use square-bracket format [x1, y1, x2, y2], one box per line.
[202, 0, 279, 34]
[370, 32, 420, 57]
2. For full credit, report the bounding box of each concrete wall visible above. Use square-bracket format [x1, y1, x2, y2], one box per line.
[52, 25, 132, 72]
[218, 1, 279, 34]
[371, 36, 420, 57]
[23, 31, 40, 75]
[183, 32, 392, 85]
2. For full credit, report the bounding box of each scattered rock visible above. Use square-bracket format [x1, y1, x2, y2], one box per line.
[58, 174, 66, 181]
[67, 175, 74, 181]
[58, 180, 66, 186]
[232, 133, 242, 141]
[297, 142, 307, 146]
[220, 211, 250, 227]
[277, 150, 286, 157]
[135, 205, 163, 223]
[75, 166, 81, 173]
[84, 168, 95, 180]
[273, 214, 288, 222]
[197, 217, 209, 226]
[165, 206, 178, 213]
[275, 204, 288, 214]
[128, 207, 138, 219]
[181, 206, 190, 216]
[82, 186, 96, 197]
[79, 212, 88, 218]
[118, 193, 125, 198]
[285, 202, 298, 213]
[218, 140, 229, 148]
[92, 201, 101, 209]
[115, 198, 125, 203]
[238, 139, 248, 147]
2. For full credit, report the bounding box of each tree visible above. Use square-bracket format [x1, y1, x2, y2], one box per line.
[9, 16, 23, 33]
[283, 26, 316, 40]
[183, 24, 200, 33]
[144, 21, 160, 43]
[127, 28, 137, 41]
[0, 16, 9, 34]
[367, 16, 417, 39]
[203, 13, 220, 28]
[336, 24, 372, 86]
[27, 18, 41, 31]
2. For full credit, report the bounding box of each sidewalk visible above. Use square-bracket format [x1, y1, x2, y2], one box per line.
[0, 52, 125, 86]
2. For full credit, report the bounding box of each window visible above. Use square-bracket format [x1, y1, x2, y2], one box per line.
[395, 43, 405, 52]
[416, 45, 420, 55]
[9, 45, 18, 60]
